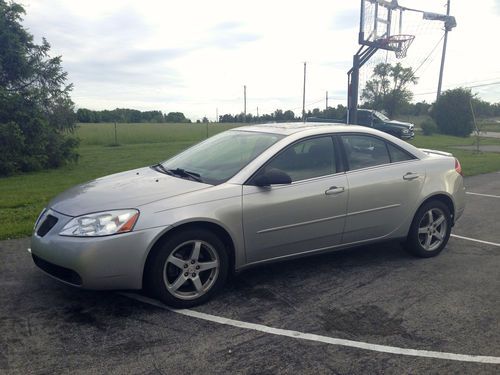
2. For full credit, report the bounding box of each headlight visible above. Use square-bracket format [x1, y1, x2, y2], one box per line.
[59, 209, 139, 237]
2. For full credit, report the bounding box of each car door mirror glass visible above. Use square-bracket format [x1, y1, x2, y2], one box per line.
[254, 168, 292, 187]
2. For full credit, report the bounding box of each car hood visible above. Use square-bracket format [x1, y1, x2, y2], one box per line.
[386, 120, 414, 129]
[49, 167, 211, 217]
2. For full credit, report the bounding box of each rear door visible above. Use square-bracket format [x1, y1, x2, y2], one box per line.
[242, 136, 348, 264]
[340, 134, 426, 244]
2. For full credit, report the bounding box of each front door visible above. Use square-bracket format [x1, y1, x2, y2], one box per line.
[242, 136, 348, 264]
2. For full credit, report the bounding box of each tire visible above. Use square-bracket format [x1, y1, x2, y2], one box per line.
[404, 200, 452, 258]
[146, 228, 229, 308]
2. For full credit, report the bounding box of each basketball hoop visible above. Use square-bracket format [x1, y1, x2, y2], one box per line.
[380, 34, 415, 59]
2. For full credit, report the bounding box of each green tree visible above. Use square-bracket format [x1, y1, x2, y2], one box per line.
[165, 112, 190, 123]
[76, 108, 95, 123]
[361, 62, 418, 117]
[273, 109, 283, 122]
[431, 88, 474, 137]
[283, 110, 295, 121]
[0, 0, 78, 175]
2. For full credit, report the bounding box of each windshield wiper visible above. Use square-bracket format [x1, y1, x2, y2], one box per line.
[151, 163, 173, 175]
[152, 164, 203, 182]
[167, 168, 203, 182]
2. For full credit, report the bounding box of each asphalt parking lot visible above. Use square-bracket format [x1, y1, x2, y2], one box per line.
[1, 173, 499, 374]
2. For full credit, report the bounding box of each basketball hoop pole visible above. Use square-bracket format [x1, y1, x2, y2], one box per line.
[347, 45, 378, 124]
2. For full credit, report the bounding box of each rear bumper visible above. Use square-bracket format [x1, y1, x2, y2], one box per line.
[451, 174, 466, 224]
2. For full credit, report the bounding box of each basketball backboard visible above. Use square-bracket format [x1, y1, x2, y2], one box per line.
[359, 0, 403, 50]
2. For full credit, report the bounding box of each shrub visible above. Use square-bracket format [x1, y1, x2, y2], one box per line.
[0, 0, 78, 176]
[0, 122, 25, 175]
[430, 88, 474, 137]
[420, 119, 438, 136]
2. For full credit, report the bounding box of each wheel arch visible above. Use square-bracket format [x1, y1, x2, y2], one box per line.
[416, 193, 455, 225]
[142, 220, 236, 289]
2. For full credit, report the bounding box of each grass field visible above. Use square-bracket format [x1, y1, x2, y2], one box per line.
[477, 118, 500, 132]
[77, 122, 239, 146]
[1, 122, 499, 240]
[395, 114, 500, 133]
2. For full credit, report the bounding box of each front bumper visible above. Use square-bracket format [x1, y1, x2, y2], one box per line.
[31, 209, 167, 290]
[400, 130, 415, 140]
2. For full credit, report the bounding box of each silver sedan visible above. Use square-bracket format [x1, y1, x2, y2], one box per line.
[31, 123, 466, 307]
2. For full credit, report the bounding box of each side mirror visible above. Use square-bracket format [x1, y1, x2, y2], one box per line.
[253, 168, 292, 187]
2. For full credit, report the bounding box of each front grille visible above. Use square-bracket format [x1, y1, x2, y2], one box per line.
[32, 254, 82, 286]
[36, 215, 58, 237]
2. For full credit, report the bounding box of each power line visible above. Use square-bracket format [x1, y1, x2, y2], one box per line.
[412, 34, 444, 76]
[413, 81, 500, 96]
[462, 81, 500, 89]
[290, 98, 325, 112]
[446, 77, 500, 87]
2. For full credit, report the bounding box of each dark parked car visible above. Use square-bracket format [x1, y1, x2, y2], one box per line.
[355, 109, 415, 139]
[308, 109, 415, 140]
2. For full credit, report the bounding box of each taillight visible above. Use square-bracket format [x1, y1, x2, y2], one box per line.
[455, 158, 462, 176]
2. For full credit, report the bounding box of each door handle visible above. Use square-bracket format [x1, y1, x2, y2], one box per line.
[325, 186, 345, 195]
[403, 172, 420, 181]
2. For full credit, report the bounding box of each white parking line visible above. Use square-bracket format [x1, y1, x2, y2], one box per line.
[451, 234, 500, 247]
[466, 192, 500, 199]
[119, 292, 500, 364]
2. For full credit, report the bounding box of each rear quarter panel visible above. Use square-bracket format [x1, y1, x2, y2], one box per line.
[416, 155, 465, 223]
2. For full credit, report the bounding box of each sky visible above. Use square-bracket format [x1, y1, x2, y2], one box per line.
[19, 0, 500, 121]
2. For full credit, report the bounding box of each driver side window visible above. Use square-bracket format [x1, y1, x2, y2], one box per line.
[261, 136, 336, 182]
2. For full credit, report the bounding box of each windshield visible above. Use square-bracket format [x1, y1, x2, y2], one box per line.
[374, 111, 389, 121]
[161, 130, 284, 185]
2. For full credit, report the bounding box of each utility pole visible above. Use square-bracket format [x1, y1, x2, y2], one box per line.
[302, 62, 307, 121]
[243, 85, 247, 120]
[326, 91, 329, 110]
[216, 108, 218, 123]
[436, 0, 451, 102]
[256, 106, 259, 118]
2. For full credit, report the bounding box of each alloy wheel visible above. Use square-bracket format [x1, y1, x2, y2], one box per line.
[417, 208, 447, 251]
[163, 240, 219, 300]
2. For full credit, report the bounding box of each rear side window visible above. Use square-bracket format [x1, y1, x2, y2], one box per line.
[387, 143, 414, 162]
[341, 135, 390, 170]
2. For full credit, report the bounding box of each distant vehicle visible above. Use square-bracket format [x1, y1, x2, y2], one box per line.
[31, 123, 464, 307]
[356, 109, 415, 139]
[307, 109, 415, 140]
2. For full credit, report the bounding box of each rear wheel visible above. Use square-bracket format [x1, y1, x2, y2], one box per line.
[405, 200, 451, 258]
[146, 228, 228, 308]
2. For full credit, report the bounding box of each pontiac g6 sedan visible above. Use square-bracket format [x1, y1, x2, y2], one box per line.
[31, 123, 465, 307]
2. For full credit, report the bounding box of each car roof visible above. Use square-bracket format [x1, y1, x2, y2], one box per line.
[233, 122, 358, 136]
[227, 122, 428, 162]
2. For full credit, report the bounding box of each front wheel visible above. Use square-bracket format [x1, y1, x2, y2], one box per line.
[146, 228, 229, 308]
[404, 200, 451, 258]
